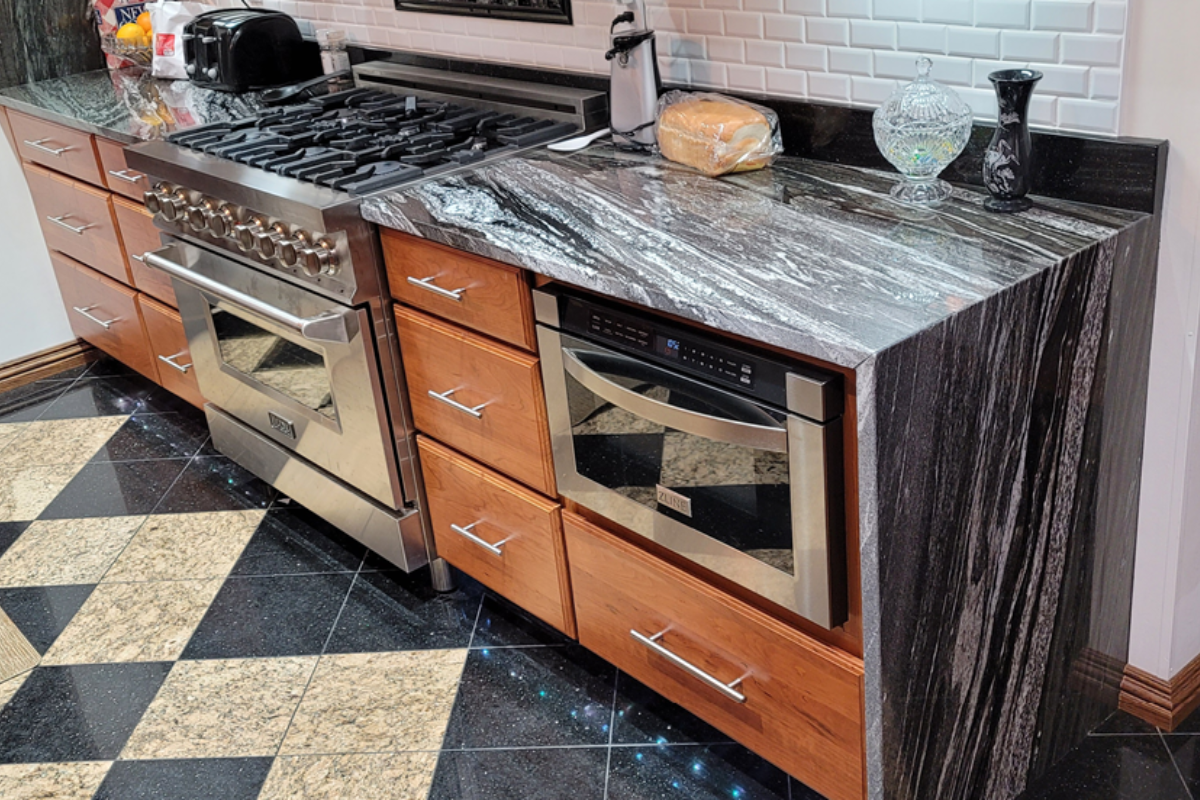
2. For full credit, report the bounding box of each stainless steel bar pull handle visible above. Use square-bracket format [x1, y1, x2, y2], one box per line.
[47, 215, 93, 235]
[72, 305, 117, 330]
[631, 629, 748, 703]
[157, 352, 192, 374]
[428, 388, 486, 418]
[130, 253, 145, 263]
[107, 168, 144, 184]
[407, 275, 466, 302]
[23, 138, 72, 156]
[450, 522, 506, 556]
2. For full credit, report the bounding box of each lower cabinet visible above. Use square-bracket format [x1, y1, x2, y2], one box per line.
[113, 196, 175, 307]
[564, 511, 866, 800]
[49, 252, 157, 381]
[139, 295, 203, 409]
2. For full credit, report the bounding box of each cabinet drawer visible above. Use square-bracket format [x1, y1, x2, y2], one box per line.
[139, 295, 202, 408]
[565, 512, 865, 800]
[396, 306, 555, 495]
[418, 436, 574, 636]
[49, 252, 156, 381]
[25, 163, 128, 283]
[383, 230, 537, 351]
[9, 111, 102, 186]
[113, 196, 174, 306]
[96, 138, 151, 202]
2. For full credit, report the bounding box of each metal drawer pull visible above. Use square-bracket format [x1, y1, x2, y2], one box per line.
[23, 138, 72, 156]
[428, 388, 486, 418]
[72, 305, 117, 330]
[157, 352, 192, 374]
[130, 253, 145, 263]
[107, 168, 145, 184]
[631, 629, 748, 703]
[450, 522, 506, 556]
[407, 275, 466, 302]
[47, 215, 93, 235]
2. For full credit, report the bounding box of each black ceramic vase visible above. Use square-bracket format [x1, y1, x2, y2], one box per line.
[983, 68, 1042, 213]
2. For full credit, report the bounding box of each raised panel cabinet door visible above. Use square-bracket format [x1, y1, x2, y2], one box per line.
[96, 138, 151, 202]
[24, 162, 129, 284]
[396, 305, 556, 495]
[139, 294, 203, 408]
[113, 196, 174, 306]
[418, 435, 575, 636]
[564, 511, 867, 800]
[49, 252, 157, 381]
[382, 229, 538, 351]
[8, 111, 103, 186]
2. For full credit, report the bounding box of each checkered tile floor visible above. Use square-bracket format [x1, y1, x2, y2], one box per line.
[0, 358, 823, 800]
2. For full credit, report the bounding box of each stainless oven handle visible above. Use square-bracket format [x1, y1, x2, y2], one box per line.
[631, 628, 748, 703]
[143, 246, 352, 344]
[561, 348, 787, 453]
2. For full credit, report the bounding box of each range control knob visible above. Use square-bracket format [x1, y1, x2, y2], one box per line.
[158, 190, 189, 222]
[278, 230, 311, 268]
[143, 187, 165, 215]
[185, 199, 217, 232]
[254, 223, 289, 260]
[233, 217, 267, 252]
[208, 206, 238, 239]
[299, 238, 339, 277]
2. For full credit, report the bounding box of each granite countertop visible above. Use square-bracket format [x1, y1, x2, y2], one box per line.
[362, 147, 1145, 368]
[0, 67, 265, 144]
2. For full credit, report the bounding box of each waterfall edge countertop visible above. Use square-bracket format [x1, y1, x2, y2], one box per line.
[361, 146, 1145, 368]
[0, 67, 266, 144]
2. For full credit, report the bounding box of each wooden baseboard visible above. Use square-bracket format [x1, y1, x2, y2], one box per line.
[1120, 651, 1200, 731]
[0, 340, 97, 394]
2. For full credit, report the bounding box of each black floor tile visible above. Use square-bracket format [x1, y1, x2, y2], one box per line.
[471, 593, 573, 649]
[611, 672, 732, 745]
[0, 523, 31, 559]
[153, 457, 275, 514]
[1161, 735, 1200, 796]
[792, 777, 829, 799]
[230, 507, 366, 577]
[1018, 734, 1190, 799]
[442, 645, 616, 749]
[0, 585, 94, 654]
[1092, 711, 1161, 735]
[428, 747, 608, 800]
[134, 389, 205, 417]
[323, 567, 481, 654]
[36, 363, 95, 383]
[606, 743, 792, 800]
[90, 413, 211, 462]
[81, 358, 137, 380]
[181, 573, 354, 659]
[38, 459, 189, 519]
[0, 380, 69, 423]
[94, 757, 274, 800]
[37, 375, 159, 420]
[0, 662, 171, 763]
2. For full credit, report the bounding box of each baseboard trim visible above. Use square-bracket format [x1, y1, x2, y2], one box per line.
[0, 340, 97, 394]
[1120, 652, 1200, 731]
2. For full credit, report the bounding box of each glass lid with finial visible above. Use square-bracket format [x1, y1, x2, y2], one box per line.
[873, 56, 974, 206]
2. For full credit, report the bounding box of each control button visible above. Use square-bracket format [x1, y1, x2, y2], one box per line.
[158, 190, 188, 222]
[233, 217, 266, 252]
[299, 238, 339, 277]
[208, 205, 237, 239]
[143, 189, 163, 215]
[254, 223, 289, 259]
[278, 230, 311, 267]
[185, 199, 217, 232]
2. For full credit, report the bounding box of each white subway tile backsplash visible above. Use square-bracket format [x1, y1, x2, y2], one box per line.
[897, 22, 947, 52]
[728, 64, 768, 90]
[1000, 30, 1058, 61]
[808, 71, 852, 100]
[1028, 94, 1057, 125]
[707, 36, 747, 62]
[946, 26, 1000, 57]
[1033, 63, 1089, 95]
[784, 0, 825, 13]
[872, 0, 921, 22]
[665, 34, 707, 59]
[786, 42, 829, 69]
[829, 46, 874, 74]
[1060, 33, 1121, 66]
[1090, 66, 1120, 99]
[850, 20, 898, 49]
[972, 59, 1021, 87]
[1094, 1, 1125, 33]
[704, 0, 743, 10]
[725, 11, 765, 38]
[957, 86, 999, 117]
[688, 58, 730, 86]
[807, 17, 851, 45]
[1058, 97, 1117, 131]
[660, 56, 693, 83]
[763, 14, 805, 41]
[851, 76, 900, 105]
[922, 0, 971, 25]
[687, 9, 725, 34]
[974, 0, 1030, 29]
[1031, 0, 1093, 32]
[746, 39, 786, 66]
[828, 0, 872, 18]
[766, 67, 808, 95]
[742, 0, 783, 12]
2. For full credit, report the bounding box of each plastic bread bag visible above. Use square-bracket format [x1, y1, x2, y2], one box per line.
[655, 90, 783, 177]
[147, 1, 212, 79]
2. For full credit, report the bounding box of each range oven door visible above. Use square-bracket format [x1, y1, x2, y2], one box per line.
[145, 238, 405, 509]
[538, 326, 846, 629]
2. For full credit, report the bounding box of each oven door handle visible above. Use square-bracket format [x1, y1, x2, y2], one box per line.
[143, 246, 352, 344]
[561, 348, 788, 452]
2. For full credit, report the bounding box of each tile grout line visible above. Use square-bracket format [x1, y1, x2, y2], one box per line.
[602, 671, 619, 800]
[464, 591, 486, 650]
[1160, 730, 1196, 800]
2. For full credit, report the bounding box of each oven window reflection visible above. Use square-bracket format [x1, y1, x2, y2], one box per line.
[211, 308, 337, 419]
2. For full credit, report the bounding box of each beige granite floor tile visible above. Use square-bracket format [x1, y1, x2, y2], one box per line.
[0, 761, 112, 799]
[103, 510, 266, 582]
[0, 423, 29, 455]
[41, 579, 223, 665]
[121, 656, 318, 759]
[0, 416, 127, 468]
[258, 753, 439, 800]
[0, 516, 146, 586]
[281, 649, 467, 756]
[0, 464, 88, 522]
[0, 670, 30, 710]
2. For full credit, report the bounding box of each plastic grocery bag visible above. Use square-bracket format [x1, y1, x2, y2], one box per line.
[655, 91, 783, 177]
[93, 0, 150, 68]
[148, 1, 212, 80]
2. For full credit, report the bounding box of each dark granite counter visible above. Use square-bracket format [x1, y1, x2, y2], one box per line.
[0, 67, 265, 144]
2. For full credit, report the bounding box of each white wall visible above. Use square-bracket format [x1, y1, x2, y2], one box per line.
[0, 136, 73, 365]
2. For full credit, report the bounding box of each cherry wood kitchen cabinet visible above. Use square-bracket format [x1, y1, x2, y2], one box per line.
[24, 163, 128, 284]
[139, 295, 202, 409]
[8, 111, 103, 186]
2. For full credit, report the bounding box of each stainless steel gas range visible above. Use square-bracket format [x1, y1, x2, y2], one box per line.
[124, 62, 606, 582]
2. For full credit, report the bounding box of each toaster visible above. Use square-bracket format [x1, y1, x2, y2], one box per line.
[184, 9, 320, 93]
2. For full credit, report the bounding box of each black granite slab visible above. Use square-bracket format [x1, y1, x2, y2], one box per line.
[0, 0, 104, 90]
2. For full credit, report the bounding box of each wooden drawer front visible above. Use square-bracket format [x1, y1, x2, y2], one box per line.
[24, 163, 128, 283]
[49, 253, 156, 381]
[139, 295, 203, 408]
[383, 230, 537, 351]
[9, 111, 102, 185]
[396, 306, 555, 495]
[419, 436, 575, 636]
[96, 138, 150, 202]
[565, 512, 865, 800]
[114, 196, 174, 306]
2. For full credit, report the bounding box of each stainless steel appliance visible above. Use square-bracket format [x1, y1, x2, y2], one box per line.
[184, 9, 320, 92]
[606, 3, 660, 149]
[535, 286, 848, 628]
[125, 63, 606, 582]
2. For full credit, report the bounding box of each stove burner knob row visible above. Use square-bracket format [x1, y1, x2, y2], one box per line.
[147, 186, 188, 222]
[254, 223, 290, 259]
[299, 238, 340, 277]
[185, 200, 218, 233]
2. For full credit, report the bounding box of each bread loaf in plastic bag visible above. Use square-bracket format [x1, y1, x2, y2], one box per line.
[655, 91, 783, 177]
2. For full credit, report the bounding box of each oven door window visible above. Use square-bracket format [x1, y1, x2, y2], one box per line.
[563, 348, 795, 576]
[211, 307, 336, 420]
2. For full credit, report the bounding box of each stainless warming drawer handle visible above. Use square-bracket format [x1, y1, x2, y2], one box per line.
[143, 246, 352, 344]
[631, 628, 748, 703]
